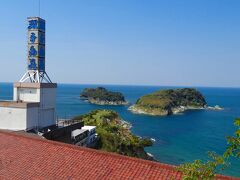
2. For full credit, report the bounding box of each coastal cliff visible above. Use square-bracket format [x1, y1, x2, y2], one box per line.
[80, 87, 127, 105]
[129, 88, 207, 116]
[73, 110, 153, 160]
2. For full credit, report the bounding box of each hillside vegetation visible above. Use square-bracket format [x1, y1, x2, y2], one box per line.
[73, 110, 153, 160]
[80, 87, 127, 105]
[129, 88, 207, 116]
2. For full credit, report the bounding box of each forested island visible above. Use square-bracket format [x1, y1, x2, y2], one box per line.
[80, 87, 128, 105]
[129, 88, 208, 116]
[73, 110, 153, 160]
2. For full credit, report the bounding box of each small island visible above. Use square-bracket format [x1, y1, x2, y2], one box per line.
[72, 110, 153, 160]
[129, 88, 207, 116]
[80, 87, 128, 105]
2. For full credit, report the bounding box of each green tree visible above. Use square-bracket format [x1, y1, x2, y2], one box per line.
[224, 118, 240, 158]
[176, 152, 227, 180]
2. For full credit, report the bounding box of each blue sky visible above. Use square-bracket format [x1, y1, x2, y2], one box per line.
[0, 0, 239, 87]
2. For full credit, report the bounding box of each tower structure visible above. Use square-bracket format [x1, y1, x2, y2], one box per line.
[0, 17, 57, 131]
[20, 17, 51, 83]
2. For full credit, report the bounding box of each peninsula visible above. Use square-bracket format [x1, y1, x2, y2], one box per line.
[73, 110, 153, 160]
[129, 88, 207, 116]
[80, 87, 128, 105]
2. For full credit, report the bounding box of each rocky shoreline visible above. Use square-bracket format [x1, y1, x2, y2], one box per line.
[84, 98, 128, 105]
[128, 105, 223, 116]
[80, 87, 128, 106]
[128, 88, 213, 116]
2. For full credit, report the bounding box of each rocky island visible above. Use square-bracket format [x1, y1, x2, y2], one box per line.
[72, 110, 153, 160]
[129, 88, 207, 116]
[80, 87, 128, 105]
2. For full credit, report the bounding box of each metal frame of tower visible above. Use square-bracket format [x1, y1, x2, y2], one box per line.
[19, 70, 52, 83]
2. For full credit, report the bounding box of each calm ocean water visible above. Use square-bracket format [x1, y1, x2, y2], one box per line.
[0, 83, 239, 177]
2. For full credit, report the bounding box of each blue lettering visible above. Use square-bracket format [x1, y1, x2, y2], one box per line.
[28, 20, 38, 29]
[28, 59, 37, 70]
[30, 33, 37, 43]
[29, 46, 37, 57]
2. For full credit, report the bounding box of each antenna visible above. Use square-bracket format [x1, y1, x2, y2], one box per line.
[38, 0, 41, 17]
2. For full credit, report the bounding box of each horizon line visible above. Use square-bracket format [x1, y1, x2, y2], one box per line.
[0, 81, 240, 89]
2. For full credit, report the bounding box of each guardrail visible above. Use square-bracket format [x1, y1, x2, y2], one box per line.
[57, 118, 82, 127]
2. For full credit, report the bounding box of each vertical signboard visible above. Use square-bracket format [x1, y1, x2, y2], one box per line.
[27, 17, 45, 72]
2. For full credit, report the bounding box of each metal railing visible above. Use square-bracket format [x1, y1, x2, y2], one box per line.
[57, 118, 82, 127]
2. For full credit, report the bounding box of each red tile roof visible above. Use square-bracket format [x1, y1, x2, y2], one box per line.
[0, 131, 238, 180]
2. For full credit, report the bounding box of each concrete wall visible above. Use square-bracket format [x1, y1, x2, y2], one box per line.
[13, 86, 56, 107]
[8, 83, 57, 129]
[13, 84, 57, 130]
[0, 106, 41, 131]
[38, 108, 55, 128]
[14, 87, 40, 102]
[14, 86, 56, 109]
[39, 88, 56, 128]
[0, 106, 56, 131]
[0, 107, 27, 130]
[26, 107, 39, 130]
[40, 88, 56, 108]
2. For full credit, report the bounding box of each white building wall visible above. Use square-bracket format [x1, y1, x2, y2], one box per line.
[39, 88, 56, 128]
[26, 107, 39, 130]
[14, 87, 56, 107]
[14, 86, 56, 129]
[0, 106, 55, 131]
[38, 108, 55, 128]
[40, 88, 56, 108]
[14, 87, 40, 102]
[8, 84, 57, 130]
[0, 107, 27, 130]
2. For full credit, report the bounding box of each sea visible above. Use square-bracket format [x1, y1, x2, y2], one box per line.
[0, 83, 239, 177]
